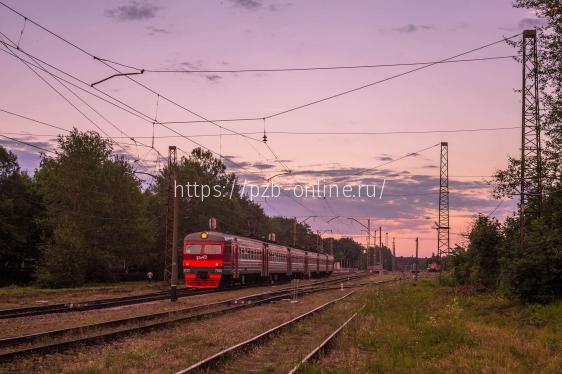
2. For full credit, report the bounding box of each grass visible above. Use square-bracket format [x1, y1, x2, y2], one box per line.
[310, 279, 562, 373]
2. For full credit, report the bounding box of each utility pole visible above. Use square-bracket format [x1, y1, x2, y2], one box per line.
[373, 229, 377, 268]
[367, 218, 371, 268]
[392, 237, 396, 272]
[385, 232, 388, 248]
[292, 218, 297, 246]
[169, 146, 179, 302]
[437, 142, 450, 270]
[520, 29, 543, 243]
[415, 237, 419, 284]
[379, 226, 384, 274]
[163, 148, 175, 281]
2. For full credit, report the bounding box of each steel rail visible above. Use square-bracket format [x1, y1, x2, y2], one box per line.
[0, 274, 365, 348]
[0, 273, 361, 319]
[175, 291, 356, 373]
[288, 305, 366, 374]
[0, 274, 369, 362]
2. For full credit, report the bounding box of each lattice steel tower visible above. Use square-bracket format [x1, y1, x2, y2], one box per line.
[520, 29, 542, 241]
[437, 142, 450, 267]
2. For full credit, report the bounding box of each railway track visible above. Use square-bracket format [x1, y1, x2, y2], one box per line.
[175, 291, 357, 373]
[0, 273, 370, 362]
[0, 287, 202, 319]
[288, 305, 364, 374]
[175, 277, 395, 374]
[0, 273, 359, 319]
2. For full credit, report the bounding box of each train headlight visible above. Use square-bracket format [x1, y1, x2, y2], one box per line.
[215, 262, 219, 267]
[185, 262, 190, 267]
[200, 232, 208, 239]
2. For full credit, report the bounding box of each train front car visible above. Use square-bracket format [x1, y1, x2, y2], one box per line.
[183, 231, 226, 288]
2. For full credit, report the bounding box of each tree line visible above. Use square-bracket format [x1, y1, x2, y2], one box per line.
[451, 0, 561, 303]
[0, 130, 371, 287]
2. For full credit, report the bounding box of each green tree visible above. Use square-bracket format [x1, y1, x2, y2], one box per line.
[35, 130, 155, 287]
[499, 194, 562, 302]
[331, 237, 362, 268]
[451, 216, 503, 289]
[0, 146, 42, 281]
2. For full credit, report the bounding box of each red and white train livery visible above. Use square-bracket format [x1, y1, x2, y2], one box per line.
[183, 231, 334, 288]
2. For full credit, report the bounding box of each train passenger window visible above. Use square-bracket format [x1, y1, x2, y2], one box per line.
[185, 245, 202, 254]
[204, 245, 222, 254]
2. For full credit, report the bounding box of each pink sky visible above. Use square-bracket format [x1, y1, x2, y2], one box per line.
[0, 0, 541, 256]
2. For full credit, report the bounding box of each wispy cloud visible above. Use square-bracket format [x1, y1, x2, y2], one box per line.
[228, 0, 291, 12]
[395, 24, 434, 33]
[518, 17, 546, 29]
[146, 25, 170, 35]
[500, 17, 547, 31]
[105, 1, 160, 21]
[205, 74, 222, 82]
[229, 0, 263, 10]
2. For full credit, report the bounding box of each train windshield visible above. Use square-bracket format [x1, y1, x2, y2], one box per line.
[185, 245, 202, 254]
[204, 245, 222, 254]
[184, 244, 222, 254]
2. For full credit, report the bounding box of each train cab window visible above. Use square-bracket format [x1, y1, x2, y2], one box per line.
[205, 245, 222, 254]
[185, 245, 202, 254]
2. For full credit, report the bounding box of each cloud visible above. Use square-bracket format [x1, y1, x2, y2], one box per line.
[500, 17, 547, 31]
[105, 1, 160, 21]
[205, 74, 222, 82]
[0, 136, 57, 173]
[377, 155, 393, 161]
[518, 17, 546, 29]
[229, 0, 262, 10]
[180, 61, 202, 69]
[146, 25, 170, 35]
[228, 0, 291, 12]
[395, 24, 434, 33]
[253, 162, 276, 170]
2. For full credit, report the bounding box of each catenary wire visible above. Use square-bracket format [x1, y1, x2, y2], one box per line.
[99, 55, 519, 74]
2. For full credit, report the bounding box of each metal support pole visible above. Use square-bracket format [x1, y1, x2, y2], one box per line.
[379, 227, 382, 270]
[169, 146, 179, 302]
[392, 237, 396, 272]
[367, 218, 371, 268]
[520, 29, 542, 243]
[293, 218, 297, 246]
[415, 237, 419, 283]
[438, 142, 450, 270]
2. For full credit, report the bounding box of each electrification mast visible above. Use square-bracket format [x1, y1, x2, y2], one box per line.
[520, 29, 542, 242]
[163, 146, 177, 281]
[437, 142, 450, 268]
[169, 146, 179, 301]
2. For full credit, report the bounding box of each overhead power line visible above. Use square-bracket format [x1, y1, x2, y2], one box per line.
[0, 1, 521, 124]
[0, 38, 164, 167]
[99, 55, 519, 74]
[0, 6, 310, 213]
[263, 33, 521, 120]
[0, 125, 521, 139]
